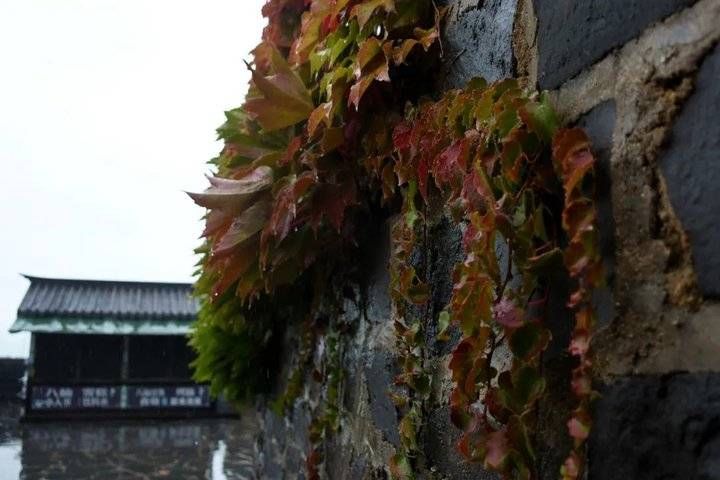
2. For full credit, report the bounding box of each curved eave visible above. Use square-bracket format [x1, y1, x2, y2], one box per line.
[9, 315, 193, 335]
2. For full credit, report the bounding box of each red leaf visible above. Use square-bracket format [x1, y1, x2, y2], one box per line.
[261, 0, 307, 48]
[571, 367, 592, 396]
[564, 148, 595, 194]
[307, 102, 332, 136]
[493, 298, 523, 328]
[306, 448, 321, 480]
[320, 12, 340, 36]
[461, 169, 494, 212]
[553, 128, 592, 185]
[213, 198, 272, 256]
[484, 430, 509, 470]
[268, 172, 317, 243]
[280, 136, 303, 166]
[433, 137, 468, 189]
[568, 329, 590, 357]
[210, 237, 260, 298]
[567, 412, 591, 440]
[269, 184, 296, 243]
[392, 122, 412, 151]
[294, 171, 317, 199]
[202, 210, 233, 238]
[562, 198, 595, 239]
[187, 167, 273, 212]
[311, 179, 357, 231]
[561, 451, 582, 480]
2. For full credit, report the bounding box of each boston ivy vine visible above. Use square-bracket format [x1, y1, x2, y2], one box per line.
[188, 1, 603, 479]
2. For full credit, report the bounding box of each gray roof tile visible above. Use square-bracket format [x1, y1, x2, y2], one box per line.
[18, 275, 198, 320]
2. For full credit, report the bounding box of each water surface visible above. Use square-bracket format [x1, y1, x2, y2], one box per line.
[0, 402, 257, 479]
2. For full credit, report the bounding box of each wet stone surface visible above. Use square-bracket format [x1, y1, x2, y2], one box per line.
[0, 403, 258, 480]
[438, 0, 517, 88]
[659, 44, 720, 298]
[534, 0, 699, 89]
[589, 372, 720, 480]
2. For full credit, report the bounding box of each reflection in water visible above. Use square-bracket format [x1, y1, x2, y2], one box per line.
[0, 440, 21, 480]
[212, 441, 228, 480]
[0, 405, 258, 479]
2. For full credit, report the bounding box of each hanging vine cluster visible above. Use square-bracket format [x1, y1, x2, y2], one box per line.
[188, 1, 603, 479]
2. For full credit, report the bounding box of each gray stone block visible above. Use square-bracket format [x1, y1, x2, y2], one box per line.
[365, 350, 400, 447]
[439, 0, 518, 88]
[589, 372, 720, 480]
[534, 0, 698, 89]
[660, 45, 720, 297]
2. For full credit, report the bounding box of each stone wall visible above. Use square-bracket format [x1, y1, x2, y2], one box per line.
[245, 1, 720, 478]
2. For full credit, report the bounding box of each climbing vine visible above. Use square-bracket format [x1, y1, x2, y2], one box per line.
[188, 1, 603, 479]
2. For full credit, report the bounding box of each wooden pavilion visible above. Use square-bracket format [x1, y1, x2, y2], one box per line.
[9, 275, 220, 419]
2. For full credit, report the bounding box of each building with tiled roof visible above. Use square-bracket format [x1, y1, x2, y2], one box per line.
[9, 275, 220, 419]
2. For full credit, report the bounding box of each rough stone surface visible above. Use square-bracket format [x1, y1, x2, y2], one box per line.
[660, 44, 720, 298]
[425, 406, 498, 480]
[534, 0, 699, 89]
[552, 0, 720, 377]
[439, 0, 517, 88]
[590, 373, 720, 480]
[425, 217, 465, 356]
[365, 350, 400, 447]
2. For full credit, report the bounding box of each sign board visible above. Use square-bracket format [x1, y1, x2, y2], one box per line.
[30, 386, 121, 410]
[127, 385, 210, 409]
[29, 384, 211, 410]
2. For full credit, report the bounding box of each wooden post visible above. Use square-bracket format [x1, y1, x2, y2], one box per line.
[121, 335, 129, 409]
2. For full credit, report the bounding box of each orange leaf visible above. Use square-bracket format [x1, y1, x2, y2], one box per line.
[350, 0, 395, 29]
[244, 45, 313, 131]
[349, 39, 391, 109]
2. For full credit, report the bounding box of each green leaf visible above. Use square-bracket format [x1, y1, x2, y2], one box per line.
[525, 248, 564, 276]
[389, 452, 414, 480]
[524, 92, 559, 143]
[509, 322, 550, 359]
[437, 310, 451, 341]
[398, 409, 418, 450]
[513, 365, 546, 407]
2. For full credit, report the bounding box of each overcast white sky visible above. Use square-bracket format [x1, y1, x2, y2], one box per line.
[0, 0, 265, 357]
